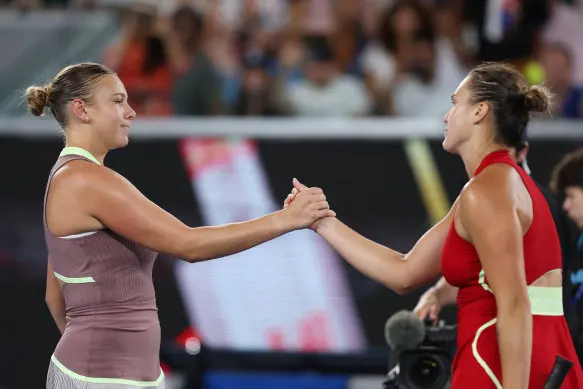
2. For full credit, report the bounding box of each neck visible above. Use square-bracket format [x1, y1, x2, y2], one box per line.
[64, 128, 108, 165]
[458, 134, 508, 178]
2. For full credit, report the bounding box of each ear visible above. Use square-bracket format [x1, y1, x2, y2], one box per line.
[70, 99, 89, 123]
[472, 101, 489, 125]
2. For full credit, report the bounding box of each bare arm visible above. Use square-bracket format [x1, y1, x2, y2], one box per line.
[45, 257, 66, 335]
[53, 163, 333, 263]
[432, 277, 459, 306]
[282, 178, 455, 294]
[458, 168, 531, 389]
[413, 276, 459, 323]
[315, 204, 456, 295]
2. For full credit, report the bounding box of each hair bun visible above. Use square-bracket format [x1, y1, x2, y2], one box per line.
[25, 85, 51, 117]
[523, 84, 553, 114]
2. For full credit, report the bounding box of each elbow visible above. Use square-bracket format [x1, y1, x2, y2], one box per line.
[392, 286, 409, 296]
[383, 258, 411, 295]
[181, 247, 201, 263]
[177, 231, 209, 263]
[179, 245, 203, 264]
[45, 293, 60, 309]
[497, 292, 531, 317]
[174, 229, 199, 263]
[393, 281, 415, 296]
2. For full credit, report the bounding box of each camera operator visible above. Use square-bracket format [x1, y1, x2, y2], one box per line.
[414, 141, 582, 366]
[550, 147, 583, 366]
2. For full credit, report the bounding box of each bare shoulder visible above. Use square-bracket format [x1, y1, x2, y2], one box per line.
[456, 164, 520, 240]
[459, 164, 517, 209]
[51, 160, 132, 195]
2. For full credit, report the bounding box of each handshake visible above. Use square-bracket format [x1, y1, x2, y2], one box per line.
[280, 178, 336, 232]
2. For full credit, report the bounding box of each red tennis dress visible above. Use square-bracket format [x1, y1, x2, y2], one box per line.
[441, 149, 583, 388]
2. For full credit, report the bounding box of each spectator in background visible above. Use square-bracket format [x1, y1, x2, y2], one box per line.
[542, 0, 583, 86]
[360, 0, 466, 115]
[551, 147, 583, 365]
[539, 43, 583, 119]
[433, 0, 474, 72]
[235, 50, 280, 116]
[392, 31, 462, 117]
[283, 37, 371, 117]
[360, 0, 434, 114]
[166, 5, 223, 116]
[465, 0, 550, 69]
[102, 4, 173, 116]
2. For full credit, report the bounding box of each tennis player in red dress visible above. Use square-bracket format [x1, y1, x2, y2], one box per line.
[286, 62, 583, 388]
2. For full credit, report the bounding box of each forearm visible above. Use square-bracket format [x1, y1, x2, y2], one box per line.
[497, 299, 532, 389]
[185, 210, 291, 262]
[316, 218, 409, 293]
[434, 277, 459, 306]
[46, 299, 66, 335]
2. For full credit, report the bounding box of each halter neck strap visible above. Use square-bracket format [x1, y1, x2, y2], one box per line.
[59, 146, 101, 165]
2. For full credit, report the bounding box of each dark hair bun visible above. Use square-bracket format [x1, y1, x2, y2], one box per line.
[524, 85, 553, 113]
[25, 85, 50, 116]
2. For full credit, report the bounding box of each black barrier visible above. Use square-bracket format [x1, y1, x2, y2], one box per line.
[0, 137, 582, 388]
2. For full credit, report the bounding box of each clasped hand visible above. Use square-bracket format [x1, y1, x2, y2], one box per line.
[282, 178, 336, 230]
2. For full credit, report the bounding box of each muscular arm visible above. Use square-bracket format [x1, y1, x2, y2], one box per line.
[458, 168, 531, 389]
[315, 201, 457, 294]
[433, 276, 459, 305]
[414, 276, 459, 323]
[45, 257, 66, 335]
[54, 163, 330, 263]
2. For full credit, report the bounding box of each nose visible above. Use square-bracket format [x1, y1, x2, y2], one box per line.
[443, 109, 450, 124]
[126, 104, 136, 121]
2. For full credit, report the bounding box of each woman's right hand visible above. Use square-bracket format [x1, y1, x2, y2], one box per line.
[413, 286, 442, 325]
[282, 179, 335, 230]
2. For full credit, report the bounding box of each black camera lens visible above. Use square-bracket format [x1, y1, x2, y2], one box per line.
[408, 356, 441, 387]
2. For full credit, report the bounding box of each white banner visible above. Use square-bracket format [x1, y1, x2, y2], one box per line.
[174, 138, 365, 352]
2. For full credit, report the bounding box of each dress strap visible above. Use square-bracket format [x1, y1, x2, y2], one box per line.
[474, 149, 515, 177]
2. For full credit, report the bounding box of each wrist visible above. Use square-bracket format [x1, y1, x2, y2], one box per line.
[314, 217, 336, 235]
[272, 209, 296, 233]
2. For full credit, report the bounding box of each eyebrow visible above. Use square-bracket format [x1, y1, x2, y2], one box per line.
[111, 93, 127, 98]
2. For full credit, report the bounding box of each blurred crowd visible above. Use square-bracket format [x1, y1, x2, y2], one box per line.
[4, 0, 583, 119]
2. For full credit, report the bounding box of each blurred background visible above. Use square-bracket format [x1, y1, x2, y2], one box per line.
[0, 0, 582, 388]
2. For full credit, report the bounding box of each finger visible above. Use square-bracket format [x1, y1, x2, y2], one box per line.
[429, 306, 439, 322]
[413, 307, 427, 318]
[293, 177, 309, 191]
[315, 209, 335, 219]
[283, 195, 292, 208]
[307, 187, 323, 195]
[311, 193, 326, 202]
[315, 200, 329, 210]
[291, 188, 298, 196]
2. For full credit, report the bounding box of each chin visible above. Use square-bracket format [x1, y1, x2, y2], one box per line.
[112, 135, 129, 150]
[441, 137, 456, 154]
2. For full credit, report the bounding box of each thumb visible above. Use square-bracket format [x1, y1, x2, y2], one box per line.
[292, 177, 309, 191]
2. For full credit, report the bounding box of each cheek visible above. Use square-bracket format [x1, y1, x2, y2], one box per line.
[447, 107, 459, 127]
